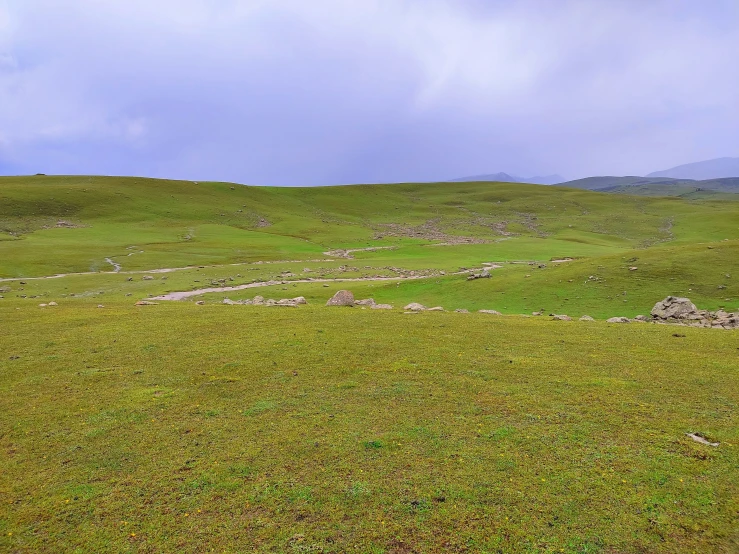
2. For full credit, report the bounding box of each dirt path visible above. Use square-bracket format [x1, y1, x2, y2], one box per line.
[151, 275, 452, 301]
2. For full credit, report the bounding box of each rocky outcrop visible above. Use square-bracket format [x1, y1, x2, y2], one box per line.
[651, 297, 739, 329]
[326, 290, 355, 306]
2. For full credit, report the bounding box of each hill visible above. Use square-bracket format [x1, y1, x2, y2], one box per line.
[647, 157, 739, 180]
[2, 175, 739, 553]
[450, 173, 564, 185]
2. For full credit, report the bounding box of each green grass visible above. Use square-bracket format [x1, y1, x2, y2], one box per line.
[1, 303, 737, 553]
[2, 175, 739, 552]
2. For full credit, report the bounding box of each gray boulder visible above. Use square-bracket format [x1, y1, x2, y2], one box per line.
[327, 290, 355, 306]
[579, 315, 595, 321]
[651, 296, 698, 320]
[355, 298, 376, 306]
[292, 296, 307, 305]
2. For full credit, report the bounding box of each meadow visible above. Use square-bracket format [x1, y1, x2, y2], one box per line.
[1, 175, 738, 552]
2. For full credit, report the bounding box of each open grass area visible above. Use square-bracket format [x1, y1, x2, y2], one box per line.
[1, 304, 738, 553]
[2, 175, 739, 552]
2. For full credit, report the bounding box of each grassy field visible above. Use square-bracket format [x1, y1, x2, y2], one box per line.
[1, 304, 738, 553]
[1, 175, 739, 552]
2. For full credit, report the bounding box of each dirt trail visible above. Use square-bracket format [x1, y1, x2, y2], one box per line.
[151, 275, 451, 301]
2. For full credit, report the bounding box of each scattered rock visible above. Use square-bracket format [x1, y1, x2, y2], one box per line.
[579, 315, 595, 321]
[355, 298, 376, 306]
[403, 303, 427, 312]
[48, 301, 57, 306]
[223, 299, 237, 305]
[135, 301, 157, 306]
[633, 315, 650, 322]
[607, 317, 630, 323]
[142, 275, 155, 281]
[97, 304, 105, 308]
[478, 309, 501, 315]
[532, 311, 543, 316]
[552, 314, 572, 321]
[38, 303, 47, 307]
[253, 295, 265, 305]
[371, 304, 394, 310]
[629, 266, 638, 271]
[326, 290, 355, 306]
[427, 306, 444, 311]
[454, 308, 470, 313]
[292, 297, 307, 305]
[196, 301, 205, 305]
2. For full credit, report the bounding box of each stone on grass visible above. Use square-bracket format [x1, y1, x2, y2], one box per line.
[403, 303, 426, 311]
[355, 298, 376, 306]
[579, 315, 595, 321]
[48, 301, 57, 306]
[651, 296, 698, 320]
[135, 300, 157, 306]
[607, 317, 630, 323]
[478, 309, 501, 315]
[454, 308, 470, 313]
[142, 275, 154, 280]
[292, 296, 307, 305]
[552, 314, 572, 321]
[371, 304, 394, 310]
[427, 306, 444, 311]
[326, 290, 355, 306]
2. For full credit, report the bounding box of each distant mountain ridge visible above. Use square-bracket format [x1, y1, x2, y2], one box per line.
[647, 157, 739, 180]
[449, 172, 564, 185]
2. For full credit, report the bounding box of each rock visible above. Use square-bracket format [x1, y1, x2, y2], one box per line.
[97, 304, 105, 308]
[253, 295, 265, 305]
[0, 286, 11, 293]
[371, 304, 394, 310]
[532, 311, 543, 316]
[322, 284, 330, 288]
[427, 306, 444, 311]
[135, 300, 157, 306]
[326, 290, 355, 306]
[454, 309, 469, 313]
[38, 303, 47, 307]
[552, 315, 572, 321]
[479, 309, 501, 315]
[222, 299, 237, 305]
[633, 315, 650, 322]
[292, 297, 307, 305]
[403, 303, 427, 311]
[579, 315, 595, 321]
[127, 277, 133, 281]
[142, 275, 154, 280]
[265, 299, 277, 306]
[629, 266, 638, 271]
[48, 301, 57, 306]
[355, 298, 376, 306]
[196, 301, 205, 305]
[607, 317, 630, 323]
[651, 296, 698, 320]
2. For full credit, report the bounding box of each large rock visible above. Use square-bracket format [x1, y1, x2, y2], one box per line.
[651, 296, 698, 320]
[292, 297, 307, 305]
[607, 317, 630, 324]
[326, 290, 355, 306]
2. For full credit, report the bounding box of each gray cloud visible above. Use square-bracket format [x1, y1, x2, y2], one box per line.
[0, 0, 737, 184]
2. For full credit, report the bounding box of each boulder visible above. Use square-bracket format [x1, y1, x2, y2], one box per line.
[142, 275, 154, 280]
[252, 295, 265, 305]
[403, 303, 426, 311]
[479, 309, 502, 315]
[355, 298, 376, 306]
[48, 301, 58, 306]
[651, 296, 698, 320]
[607, 317, 630, 324]
[292, 296, 307, 305]
[326, 290, 355, 306]
[633, 315, 650, 322]
[371, 304, 394, 310]
[196, 301, 205, 305]
[552, 314, 572, 321]
[579, 315, 595, 321]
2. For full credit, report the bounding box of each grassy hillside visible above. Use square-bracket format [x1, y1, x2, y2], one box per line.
[1, 304, 737, 553]
[2, 175, 739, 552]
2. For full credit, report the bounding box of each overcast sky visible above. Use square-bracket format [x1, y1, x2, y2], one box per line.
[0, 1, 737, 185]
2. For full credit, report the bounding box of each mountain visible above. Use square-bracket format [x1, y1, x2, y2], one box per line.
[557, 176, 684, 190]
[557, 175, 739, 196]
[450, 172, 564, 185]
[647, 157, 739, 180]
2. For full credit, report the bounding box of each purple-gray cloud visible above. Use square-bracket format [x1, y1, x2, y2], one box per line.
[0, 0, 738, 185]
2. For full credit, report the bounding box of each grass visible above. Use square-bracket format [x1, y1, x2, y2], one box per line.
[2, 175, 739, 552]
[1, 303, 737, 552]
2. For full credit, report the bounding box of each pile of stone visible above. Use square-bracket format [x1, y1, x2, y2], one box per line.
[651, 296, 739, 329]
[326, 290, 394, 309]
[467, 269, 491, 281]
[222, 295, 307, 307]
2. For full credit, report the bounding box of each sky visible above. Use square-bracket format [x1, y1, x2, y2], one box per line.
[0, 0, 738, 186]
